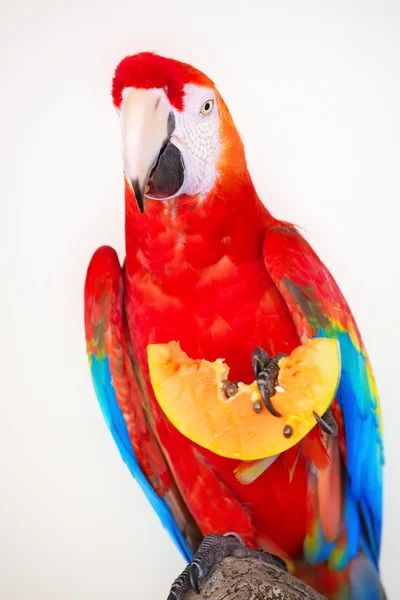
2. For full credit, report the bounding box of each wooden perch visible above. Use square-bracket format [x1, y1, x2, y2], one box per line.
[183, 556, 326, 600]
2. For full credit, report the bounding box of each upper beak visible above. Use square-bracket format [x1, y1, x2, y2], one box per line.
[120, 88, 183, 212]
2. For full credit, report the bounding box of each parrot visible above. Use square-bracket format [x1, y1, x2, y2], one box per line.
[84, 52, 385, 599]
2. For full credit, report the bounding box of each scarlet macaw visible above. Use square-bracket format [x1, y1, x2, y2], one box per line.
[84, 52, 384, 599]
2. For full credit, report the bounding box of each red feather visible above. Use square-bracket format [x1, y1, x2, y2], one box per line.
[112, 52, 214, 110]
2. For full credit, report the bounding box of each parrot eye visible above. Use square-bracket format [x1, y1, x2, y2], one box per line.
[200, 99, 214, 116]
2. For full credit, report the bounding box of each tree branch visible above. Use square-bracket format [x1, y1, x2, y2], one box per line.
[182, 556, 326, 600]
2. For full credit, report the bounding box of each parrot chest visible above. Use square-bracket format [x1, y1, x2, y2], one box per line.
[122, 227, 308, 560]
[124, 252, 300, 384]
[123, 254, 307, 558]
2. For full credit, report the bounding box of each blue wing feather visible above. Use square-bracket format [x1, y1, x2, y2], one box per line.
[263, 225, 384, 579]
[332, 330, 383, 565]
[90, 353, 192, 562]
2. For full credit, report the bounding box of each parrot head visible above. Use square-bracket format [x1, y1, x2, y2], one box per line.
[112, 52, 247, 212]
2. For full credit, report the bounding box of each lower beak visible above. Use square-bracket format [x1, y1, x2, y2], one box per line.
[121, 88, 184, 212]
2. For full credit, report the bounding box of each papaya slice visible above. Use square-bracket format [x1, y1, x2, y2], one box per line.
[147, 338, 341, 461]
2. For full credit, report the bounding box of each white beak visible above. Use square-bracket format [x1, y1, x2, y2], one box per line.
[120, 87, 172, 212]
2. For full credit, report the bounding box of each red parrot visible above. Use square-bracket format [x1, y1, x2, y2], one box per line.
[84, 52, 385, 599]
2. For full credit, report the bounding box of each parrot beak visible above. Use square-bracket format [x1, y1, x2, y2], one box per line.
[121, 88, 185, 212]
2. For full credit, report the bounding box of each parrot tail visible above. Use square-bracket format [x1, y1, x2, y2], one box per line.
[293, 553, 386, 600]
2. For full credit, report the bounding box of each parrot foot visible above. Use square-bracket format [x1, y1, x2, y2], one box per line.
[252, 348, 339, 435]
[167, 533, 287, 599]
[252, 347, 288, 417]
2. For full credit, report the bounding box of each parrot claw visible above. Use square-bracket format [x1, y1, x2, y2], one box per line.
[189, 562, 201, 594]
[252, 348, 287, 417]
[167, 533, 288, 599]
[314, 407, 338, 436]
[252, 347, 271, 378]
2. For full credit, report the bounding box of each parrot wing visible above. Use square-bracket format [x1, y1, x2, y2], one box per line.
[263, 224, 384, 570]
[84, 245, 197, 561]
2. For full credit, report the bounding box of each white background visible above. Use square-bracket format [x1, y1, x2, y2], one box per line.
[1, 0, 399, 598]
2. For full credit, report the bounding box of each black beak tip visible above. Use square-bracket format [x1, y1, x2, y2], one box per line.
[131, 179, 144, 213]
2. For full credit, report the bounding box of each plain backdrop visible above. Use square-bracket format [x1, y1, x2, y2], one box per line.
[1, 0, 399, 598]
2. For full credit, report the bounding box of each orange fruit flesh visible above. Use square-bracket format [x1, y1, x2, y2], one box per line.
[147, 338, 341, 461]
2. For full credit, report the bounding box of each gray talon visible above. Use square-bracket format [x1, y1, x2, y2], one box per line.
[190, 562, 201, 594]
[258, 380, 282, 416]
[252, 347, 271, 377]
[257, 367, 282, 417]
[223, 531, 245, 544]
[314, 407, 338, 436]
[252, 348, 287, 418]
[266, 553, 289, 572]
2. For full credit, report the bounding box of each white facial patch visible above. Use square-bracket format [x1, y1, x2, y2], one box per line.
[171, 84, 221, 197]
